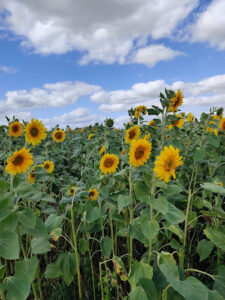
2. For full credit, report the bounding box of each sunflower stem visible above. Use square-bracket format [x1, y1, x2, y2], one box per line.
[128, 165, 133, 270]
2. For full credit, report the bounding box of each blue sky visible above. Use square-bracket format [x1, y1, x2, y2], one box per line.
[0, 0, 225, 128]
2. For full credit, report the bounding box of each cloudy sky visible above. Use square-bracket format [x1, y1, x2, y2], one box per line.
[0, 0, 225, 128]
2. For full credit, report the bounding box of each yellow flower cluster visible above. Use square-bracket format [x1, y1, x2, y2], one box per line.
[134, 105, 147, 119]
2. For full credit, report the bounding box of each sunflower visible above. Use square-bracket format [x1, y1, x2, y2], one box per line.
[9, 121, 23, 138]
[148, 120, 155, 126]
[134, 105, 147, 118]
[125, 125, 140, 144]
[27, 168, 35, 183]
[186, 112, 194, 123]
[129, 139, 152, 167]
[206, 126, 218, 136]
[24, 119, 47, 146]
[100, 153, 119, 174]
[99, 146, 106, 156]
[88, 188, 99, 201]
[5, 147, 33, 175]
[144, 133, 151, 140]
[42, 160, 54, 173]
[213, 114, 221, 120]
[88, 134, 94, 140]
[68, 186, 76, 196]
[168, 115, 184, 130]
[219, 117, 225, 132]
[154, 145, 183, 182]
[216, 182, 223, 187]
[168, 89, 184, 112]
[52, 129, 66, 143]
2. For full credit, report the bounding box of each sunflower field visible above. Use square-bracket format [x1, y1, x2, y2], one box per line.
[0, 89, 225, 300]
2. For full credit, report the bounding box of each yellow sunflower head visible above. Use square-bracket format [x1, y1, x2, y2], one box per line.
[216, 182, 223, 187]
[168, 89, 184, 112]
[168, 115, 184, 130]
[144, 133, 151, 140]
[42, 160, 54, 173]
[68, 186, 76, 196]
[148, 120, 155, 126]
[125, 125, 140, 144]
[100, 153, 119, 174]
[5, 147, 34, 175]
[99, 146, 106, 156]
[87, 188, 99, 201]
[213, 114, 221, 120]
[88, 134, 94, 140]
[24, 119, 47, 146]
[154, 145, 183, 182]
[186, 112, 194, 123]
[52, 129, 66, 143]
[219, 117, 225, 132]
[9, 121, 23, 138]
[129, 139, 152, 167]
[27, 168, 35, 183]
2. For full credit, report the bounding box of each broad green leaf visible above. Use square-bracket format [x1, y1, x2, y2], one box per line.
[117, 193, 132, 213]
[31, 237, 51, 254]
[166, 224, 183, 242]
[56, 252, 76, 286]
[40, 193, 56, 203]
[21, 217, 48, 238]
[0, 180, 9, 191]
[136, 278, 157, 300]
[3, 273, 30, 300]
[129, 261, 153, 291]
[79, 237, 89, 254]
[204, 227, 225, 251]
[163, 184, 183, 195]
[0, 213, 17, 232]
[18, 207, 36, 229]
[150, 196, 168, 214]
[134, 181, 151, 203]
[158, 252, 179, 284]
[193, 149, 206, 161]
[213, 266, 225, 298]
[45, 263, 61, 279]
[100, 236, 113, 257]
[163, 202, 185, 224]
[0, 231, 19, 260]
[15, 256, 38, 283]
[201, 183, 225, 195]
[86, 206, 100, 223]
[141, 220, 159, 241]
[197, 239, 214, 262]
[45, 214, 63, 232]
[129, 286, 148, 300]
[0, 191, 14, 222]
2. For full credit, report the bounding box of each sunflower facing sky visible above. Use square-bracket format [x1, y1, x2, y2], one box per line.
[5, 147, 34, 175]
[25, 119, 47, 146]
[154, 145, 183, 182]
[88, 188, 99, 201]
[52, 128, 66, 143]
[100, 153, 119, 174]
[219, 117, 225, 132]
[125, 125, 140, 144]
[9, 121, 23, 138]
[168, 89, 184, 112]
[129, 138, 152, 167]
[42, 160, 54, 173]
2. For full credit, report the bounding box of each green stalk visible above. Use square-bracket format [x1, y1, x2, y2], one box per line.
[128, 166, 133, 269]
[180, 189, 192, 268]
[109, 204, 115, 256]
[0, 289, 6, 300]
[37, 268, 43, 300]
[148, 181, 155, 264]
[70, 204, 82, 300]
[99, 263, 104, 300]
[85, 226, 96, 300]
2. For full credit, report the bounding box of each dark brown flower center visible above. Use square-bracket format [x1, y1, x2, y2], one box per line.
[31, 127, 38, 137]
[129, 130, 136, 139]
[89, 191, 95, 197]
[223, 122, 225, 131]
[12, 155, 24, 166]
[104, 158, 114, 168]
[12, 125, 19, 132]
[55, 132, 62, 139]
[70, 189, 74, 194]
[134, 146, 145, 159]
[166, 160, 173, 171]
[44, 164, 50, 169]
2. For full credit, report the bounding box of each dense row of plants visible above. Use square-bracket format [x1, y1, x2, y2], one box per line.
[0, 89, 225, 299]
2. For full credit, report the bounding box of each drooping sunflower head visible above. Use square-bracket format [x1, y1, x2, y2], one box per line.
[129, 139, 152, 167]
[168, 115, 184, 130]
[144, 133, 151, 140]
[88, 188, 99, 201]
[52, 129, 66, 143]
[134, 105, 147, 118]
[9, 121, 23, 138]
[5, 147, 34, 175]
[88, 134, 94, 140]
[68, 186, 76, 196]
[100, 153, 119, 174]
[168, 89, 184, 112]
[154, 145, 183, 182]
[42, 160, 54, 173]
[125, 125, 140, 144]
[99, 146, 106, 156]
[186, 112, 194, 123]
[148, 120, 155, 126]
[24, 119, 47, 146]
[219, 117, 225, 132]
